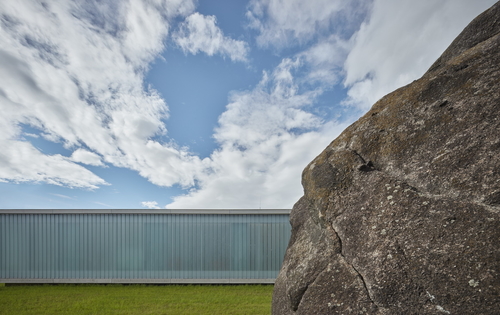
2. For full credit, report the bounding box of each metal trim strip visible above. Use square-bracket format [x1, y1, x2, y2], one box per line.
[0, 209, 291, 215]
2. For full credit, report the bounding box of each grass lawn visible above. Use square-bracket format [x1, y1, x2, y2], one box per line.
[0, 283, 273, 315]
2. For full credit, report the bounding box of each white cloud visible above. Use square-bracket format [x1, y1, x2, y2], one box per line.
[70, 148, 105, 167]
[173, 13, 249, 62]
[247, 0, 496, 109]
[167, 0, 498, 209]
[167, 59, 351, 209]
[141, 201, 160, 209]
[297, 34, 350, 85]
[214, 59, 320, 148]
[0, 140, 107, 189]
[1, 0, 497, 210]
[342, 0, 498, 109]
[168, 122, 349, 209]
[246, 0, 368, 48]
[0, 0, 201, 188]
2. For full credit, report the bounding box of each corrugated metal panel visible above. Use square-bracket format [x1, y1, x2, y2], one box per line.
[0, 212, 291, 282]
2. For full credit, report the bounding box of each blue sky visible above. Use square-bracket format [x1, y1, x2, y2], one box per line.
[0, 0, 496, 209]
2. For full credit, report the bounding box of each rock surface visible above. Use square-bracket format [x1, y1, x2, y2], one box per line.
[272, 2, 500, 314]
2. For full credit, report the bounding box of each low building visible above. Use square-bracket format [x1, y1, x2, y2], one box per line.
[0, 209, 291, 284]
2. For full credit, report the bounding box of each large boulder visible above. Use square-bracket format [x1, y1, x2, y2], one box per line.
[273, 2, 500, 314]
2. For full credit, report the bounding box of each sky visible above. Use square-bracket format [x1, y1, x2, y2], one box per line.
[0, 0, 496, 210]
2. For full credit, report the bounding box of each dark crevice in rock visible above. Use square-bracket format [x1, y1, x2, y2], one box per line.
[453, 64, 469, 72]
[291, 285, 308, 311]
[329, 223, 379, 308]
[352, 150, 367, 164]
[358, 161, 375, 172]
[352, 150, 377, 172]
[291, 268, 323, 312]
[438, 99, 449, 107]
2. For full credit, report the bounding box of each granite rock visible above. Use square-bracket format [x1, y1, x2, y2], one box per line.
[273, 2, 500, 314]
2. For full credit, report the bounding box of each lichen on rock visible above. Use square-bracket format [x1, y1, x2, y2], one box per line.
[272, 2, 500, 314]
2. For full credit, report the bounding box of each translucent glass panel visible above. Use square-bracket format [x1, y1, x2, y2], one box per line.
[0, 213, 290, 280]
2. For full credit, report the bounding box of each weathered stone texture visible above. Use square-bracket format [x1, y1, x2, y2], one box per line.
[273, 2, 500, 314]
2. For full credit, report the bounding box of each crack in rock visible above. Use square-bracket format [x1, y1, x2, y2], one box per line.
[352, 150, 376, 172]
[291, 266, 323, 311]
[329, 223, 379, 308]
[291, 284, 309, 311]
[352, 150, 367, 164]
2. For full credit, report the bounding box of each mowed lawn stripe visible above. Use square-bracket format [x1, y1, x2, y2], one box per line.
[0, 284, 273, 315]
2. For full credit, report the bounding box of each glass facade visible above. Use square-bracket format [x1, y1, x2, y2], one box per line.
[0, 210, 291, 283]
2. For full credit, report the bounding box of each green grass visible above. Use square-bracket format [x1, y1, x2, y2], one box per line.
[0, 283, 273, 315]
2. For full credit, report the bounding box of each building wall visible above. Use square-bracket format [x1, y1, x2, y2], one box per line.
[0, 210, 291, 283]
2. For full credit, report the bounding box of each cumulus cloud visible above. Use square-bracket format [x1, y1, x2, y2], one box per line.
[1, 0, 496, 210]
[297, 34, 350, 85]
[168, 0, 497, 209]
[173, 13, 249, 62]
[247, 0, 496, 110]
[167, 59, 350, 209]
[343, 0, 498, 109]
[2, 0, 344, 208]
[167, 121, 348, 209]
[0, 0, 201, 188]
[246, 0, 369, 48]
[0, 140, 107, 189]
[141, 201, 160, 209]
[70, 148, 105, 166]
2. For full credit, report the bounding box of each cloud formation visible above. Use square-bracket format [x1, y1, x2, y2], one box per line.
[0, 140, 107, 189]
[70, 149, 105, 167]
[247, 0, 368, 48]
[168, 0, 497, 208]
[167, 58, 350, 208]
[1, 0, 496, 209]
[0, 0, 202, 189]
[142, 201, 160, 209]
[173, 13, 249, 62]
[343, 0, 497, 109]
